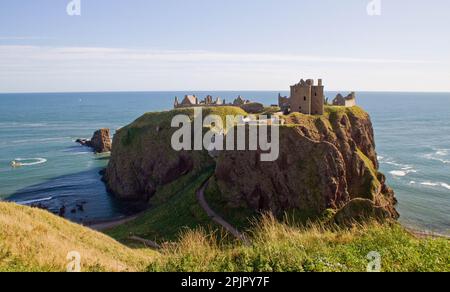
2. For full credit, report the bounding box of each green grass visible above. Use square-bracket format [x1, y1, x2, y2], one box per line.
[1, 202, 448, 272]
[119, 106, 248, 147]
[105, 167, 220, 243]
[147, 214, 450, 272]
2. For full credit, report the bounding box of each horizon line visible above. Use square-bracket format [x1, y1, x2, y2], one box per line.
[1, 89, 450, 95]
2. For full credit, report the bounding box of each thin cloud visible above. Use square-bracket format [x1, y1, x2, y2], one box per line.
[0, 45, 447, 93]
[0, 37, 50, 41]
[0, 45, 434, 64]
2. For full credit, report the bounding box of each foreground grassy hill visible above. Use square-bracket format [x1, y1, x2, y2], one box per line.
[148, 215, 449, 272]
[0, 202, 154, 272]
[1, 202, 448, 272]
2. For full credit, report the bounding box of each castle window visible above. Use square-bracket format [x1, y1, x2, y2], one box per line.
[304, 96, 306, 101]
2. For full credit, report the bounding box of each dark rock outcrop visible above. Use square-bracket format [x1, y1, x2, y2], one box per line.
[77, 128, 112, 153]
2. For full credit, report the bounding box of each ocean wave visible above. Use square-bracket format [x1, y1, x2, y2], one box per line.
[13, 158, 47, 166]
[0, 137, 71, 147]
[390, 170, 416, 177]
[382, 157, 417, 177]
[422, 147, 450, 164]
[71, 152, 92, 155]
[15, 197, 53, 205]
[435, 149, 449, 156]
[419, 181, 450, 190]
[0, 122, 48, 129]
[421, 182, 439, 187]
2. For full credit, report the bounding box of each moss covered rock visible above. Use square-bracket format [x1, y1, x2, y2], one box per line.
[333, 198, 391, 226]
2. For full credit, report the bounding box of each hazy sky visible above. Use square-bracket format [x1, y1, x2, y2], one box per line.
[0, 0, 449, 92]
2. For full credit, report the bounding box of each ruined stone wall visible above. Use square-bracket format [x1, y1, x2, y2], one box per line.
[311, 85, 325, 115]
[345, 99, 356, 107]
[290, 85, 311, 114]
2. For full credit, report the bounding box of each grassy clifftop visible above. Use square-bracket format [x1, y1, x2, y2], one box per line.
[0, 202, 154, 272]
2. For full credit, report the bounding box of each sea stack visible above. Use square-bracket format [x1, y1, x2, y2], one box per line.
[77, 128, 112, 153]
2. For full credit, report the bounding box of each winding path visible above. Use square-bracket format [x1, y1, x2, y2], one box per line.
[197, 178, 250, 245]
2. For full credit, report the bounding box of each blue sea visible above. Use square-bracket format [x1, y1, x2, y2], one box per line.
[0, 91, 449, 235]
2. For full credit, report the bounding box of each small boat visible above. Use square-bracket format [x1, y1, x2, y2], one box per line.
[10, 160, 22, 168]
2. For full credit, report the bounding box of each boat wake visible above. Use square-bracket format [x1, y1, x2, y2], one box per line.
[11, 158, 47, 167]
[15, 196, 53, 205]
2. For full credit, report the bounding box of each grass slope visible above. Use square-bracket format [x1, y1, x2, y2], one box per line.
[0, 202, 154, 272]
[105, 168, 223, 243]
[148, 215, 450, 272]
[1, 202, 448, 272]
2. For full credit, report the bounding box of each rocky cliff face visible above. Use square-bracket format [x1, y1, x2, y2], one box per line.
[104, 106, 398, 221]
[103, 108, 245, 200]
[215, 107, 398, 221]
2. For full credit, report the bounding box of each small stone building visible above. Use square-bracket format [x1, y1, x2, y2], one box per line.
[174, 95, 198, 108]
[332, 92, 356, 107]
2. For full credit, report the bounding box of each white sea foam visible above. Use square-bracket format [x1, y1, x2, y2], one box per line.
[15, 197, 53, 205]
[419, 181, 450, 190]
[421, 182, 439, 187]
[70, 152, 91, 155]
[13, 158, 47, 166]
[383, 157, 417, 177]
[390, 170, 407, 177]
[389, 166, 417, 177]
[424, 149, 450, 164]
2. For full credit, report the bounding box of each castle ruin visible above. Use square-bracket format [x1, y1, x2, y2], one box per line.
[332, 92, 356, 107]
[279, 79, 325, 115]
[174, 94, 251, 109]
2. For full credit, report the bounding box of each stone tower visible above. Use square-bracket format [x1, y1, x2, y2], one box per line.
[289, 79, 324, 115]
